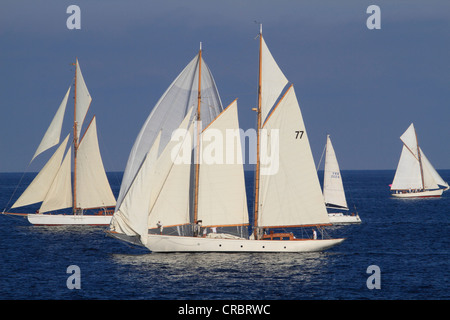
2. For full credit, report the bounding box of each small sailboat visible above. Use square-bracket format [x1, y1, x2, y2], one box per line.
[3, 59, 116, 225]
[390, 123, 449, 198]
[320, 135, 361, 224]
[108, 28, 344, 252]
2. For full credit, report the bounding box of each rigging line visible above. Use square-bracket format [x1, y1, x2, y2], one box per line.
[316, 142, 327, 172]
[3, 162, 32, 212]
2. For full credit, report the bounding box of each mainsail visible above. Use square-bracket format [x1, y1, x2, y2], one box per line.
[254, 30, 330, 232]
[323, 135, 348, 210]
[257, 85, 330, 228]
[76, 117, 116, 209]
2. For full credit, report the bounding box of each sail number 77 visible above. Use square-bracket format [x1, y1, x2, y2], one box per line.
[295, 130, 304, 139]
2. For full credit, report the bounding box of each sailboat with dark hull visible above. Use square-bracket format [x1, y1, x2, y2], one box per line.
[108, 28, 344, 252]
[3, 59, 116, 225]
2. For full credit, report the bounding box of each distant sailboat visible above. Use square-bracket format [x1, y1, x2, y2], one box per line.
[390, 123, 449, 198]
[108, 28, 344, 253]
[3, 59, 116, 225]
[320, 135, 361, 224]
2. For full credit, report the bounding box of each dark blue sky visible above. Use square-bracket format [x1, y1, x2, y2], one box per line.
[1, 0, 449, 172]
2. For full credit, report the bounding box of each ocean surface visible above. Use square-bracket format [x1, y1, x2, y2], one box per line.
[0, 170, 448, 301]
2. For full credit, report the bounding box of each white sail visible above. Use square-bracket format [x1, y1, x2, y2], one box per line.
[323, 135, 348, 210]
[197, 100, 249, 227]
[76, 117, 116, 209]
[39, 147, 73, 213]
[399, 123, 419, 158]
[75, 59, 92, 140]
[11, 135, 70, 209]
[420, 150, 449, 189]
[391, 123, 443, 191]
[111, 131, 161, 244]
[258, 86, 330, 227]
[111, 108, 194, 243]
[116, 54, 223, 211]
[260, 36, 289, 124]
[391, 145, 423, 190]
[147, 113, 194, 229]
[32, 87, 70, 162]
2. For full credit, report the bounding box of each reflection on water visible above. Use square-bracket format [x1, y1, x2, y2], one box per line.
[110, 251, 333, 299]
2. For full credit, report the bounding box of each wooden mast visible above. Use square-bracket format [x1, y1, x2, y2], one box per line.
[73, 58, 78, 214]
[193, 42, 202, 224]
[253, 25, 263, 239]
[415, 126, 425, 191]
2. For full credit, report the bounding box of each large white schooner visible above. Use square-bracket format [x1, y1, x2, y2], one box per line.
[3, 59, 116, 225]
[108, 27, 344, 252]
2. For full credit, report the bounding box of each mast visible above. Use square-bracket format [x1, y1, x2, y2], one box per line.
[73, 58, 78, 214]
[253, 25, 263, 238]
[415, 127, 425, 191]
[193, 42, 202, 224]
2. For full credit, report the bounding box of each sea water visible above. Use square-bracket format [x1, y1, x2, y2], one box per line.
[0, 170, 448, 300]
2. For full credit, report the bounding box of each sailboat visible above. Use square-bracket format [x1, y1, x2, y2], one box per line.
[390, 123, 449, 198]
[320, 135, 361, 224]
[3, 59, 116, 225]
[107, 28, 344, 252]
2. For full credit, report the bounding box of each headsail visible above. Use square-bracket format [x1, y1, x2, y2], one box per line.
[11, 134, 70, 209]
[111, 108, 194, 244]
[39, 146, 73, 213]
[420, 150, 449, 189]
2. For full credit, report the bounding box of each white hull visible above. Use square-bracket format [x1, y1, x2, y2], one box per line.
[142, 234, 345, 253]
[391, 189, 444, 198]
[27, 213, 112, 226]
[328, 212, 361, 224]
